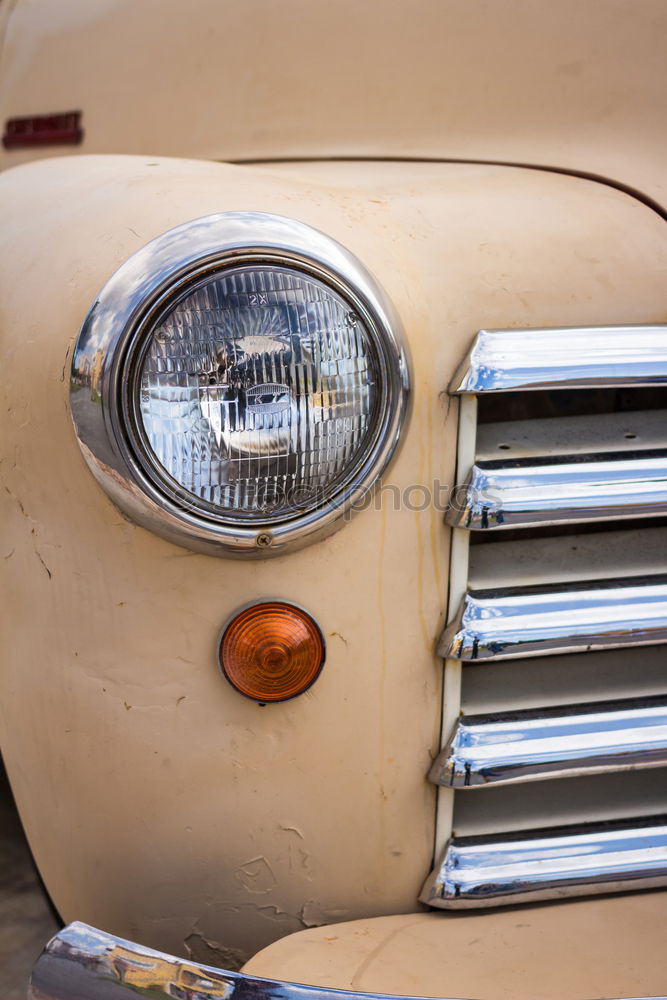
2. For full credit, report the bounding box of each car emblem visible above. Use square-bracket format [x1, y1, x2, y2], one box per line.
[246, 382, 292, 414]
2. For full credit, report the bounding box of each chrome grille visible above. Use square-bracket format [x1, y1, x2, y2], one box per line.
[423, 324, 667, 909]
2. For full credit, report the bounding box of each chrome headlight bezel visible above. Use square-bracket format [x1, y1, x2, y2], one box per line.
[70, 212, 410, 557]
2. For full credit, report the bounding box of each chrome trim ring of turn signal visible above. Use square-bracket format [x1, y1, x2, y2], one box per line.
[69, 213, 409, 557]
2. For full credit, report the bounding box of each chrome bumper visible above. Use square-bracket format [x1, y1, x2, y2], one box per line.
[29, 920, 667, 1000]
[30, 921, 463, 1000]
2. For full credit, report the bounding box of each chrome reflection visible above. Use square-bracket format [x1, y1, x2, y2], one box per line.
[448, 452, 667, 530]
[430, 697, 667, 788]
[31, 921, 469, 1000]
[450, 324, 667, 394]
[439, 576, 667, 661]
[420, 816, 667, 909]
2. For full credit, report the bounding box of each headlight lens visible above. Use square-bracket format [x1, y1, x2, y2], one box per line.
[71, 213, 409, 556]
[134, 264, 381, 522]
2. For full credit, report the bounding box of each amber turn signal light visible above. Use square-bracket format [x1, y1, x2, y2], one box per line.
[220, 602, 326, 703]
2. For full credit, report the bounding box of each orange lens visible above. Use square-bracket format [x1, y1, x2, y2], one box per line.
[220, 602, 325, 703]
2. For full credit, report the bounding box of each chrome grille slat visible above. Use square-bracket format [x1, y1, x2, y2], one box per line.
[421, 816, 667, 909]
[430, 697, 667, 788]
[439, 576, 667, 661]
[448, 452, 667, 530]
[450, 324, 667, 393]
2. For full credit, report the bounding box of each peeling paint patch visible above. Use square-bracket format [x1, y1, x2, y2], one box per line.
[256, 904, 295, 922]
[278, 824, 304, 839]
[184, 930, 245, 972]
[278, 823, 313, 876]
[235, 855, 277, 894]
[299, 900, 351, 928]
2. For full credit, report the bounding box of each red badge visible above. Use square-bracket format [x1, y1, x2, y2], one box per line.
[2, 110, 83, 150]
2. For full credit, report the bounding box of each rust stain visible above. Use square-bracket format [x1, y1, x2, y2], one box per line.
[428, 398, 444, 601]
[415, 393, 432, 651]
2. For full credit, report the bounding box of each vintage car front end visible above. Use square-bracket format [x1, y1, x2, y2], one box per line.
[1, 2, 667, 998]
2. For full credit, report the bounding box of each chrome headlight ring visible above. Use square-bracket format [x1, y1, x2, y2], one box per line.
[70, 213, 410, 557]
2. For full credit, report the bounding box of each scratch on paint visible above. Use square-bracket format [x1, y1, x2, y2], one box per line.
[328, 631, 349, 647]
[33, 545, 52, 579]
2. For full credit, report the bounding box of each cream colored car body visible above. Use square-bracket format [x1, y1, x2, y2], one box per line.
[1, 0, 666, 994]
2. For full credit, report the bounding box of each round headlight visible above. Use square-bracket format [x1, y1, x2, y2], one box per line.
[132, 264, 383, 522]
[71, 213, 409, 556]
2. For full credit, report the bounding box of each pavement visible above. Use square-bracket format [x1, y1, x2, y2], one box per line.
[0, 760, 61, 1000]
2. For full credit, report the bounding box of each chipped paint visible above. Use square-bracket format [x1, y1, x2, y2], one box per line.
[300, 900, 351, 928]
[185, 929, 245, 972]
